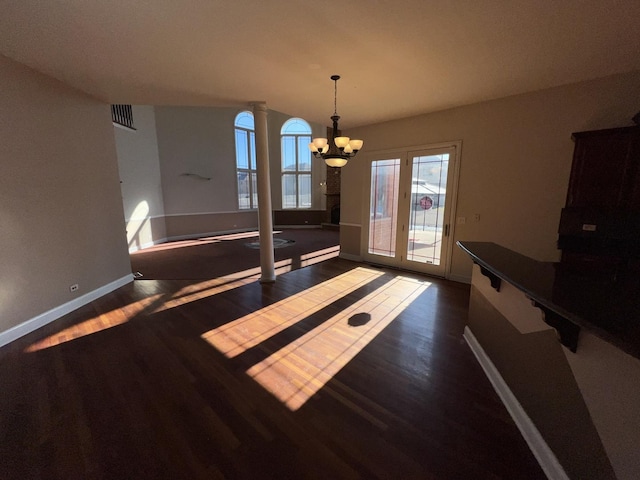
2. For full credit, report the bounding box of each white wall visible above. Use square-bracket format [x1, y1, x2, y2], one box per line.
[0, 54, 131, 337]
[341, 70, 640, 281]
[153, 106, 326, 238]
[114, 105, 167, 251]
[155, 106, 240, 215]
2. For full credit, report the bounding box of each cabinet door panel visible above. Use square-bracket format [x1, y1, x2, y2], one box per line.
[567, 127, 640, 208]
[624, 131, 640, 209]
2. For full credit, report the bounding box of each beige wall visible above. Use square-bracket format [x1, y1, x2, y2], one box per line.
[468, 266, 616, 479]
[341, 70, 640, 282]
[114, 105, 167, 251]
[0, 54, 131, 334]
[468, 262, 640, 479]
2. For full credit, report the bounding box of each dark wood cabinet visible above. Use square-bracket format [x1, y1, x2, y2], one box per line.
[566, 126, 640, 209]
[560, 125, 640, 273]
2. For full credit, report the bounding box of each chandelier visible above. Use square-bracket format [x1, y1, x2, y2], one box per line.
[309, 75, 363, 168]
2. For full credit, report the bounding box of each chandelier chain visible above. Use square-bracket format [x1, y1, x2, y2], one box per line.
[334, 77, 338, 116]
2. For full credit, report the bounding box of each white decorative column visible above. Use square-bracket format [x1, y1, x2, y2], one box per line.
[252, 102, 275, 283]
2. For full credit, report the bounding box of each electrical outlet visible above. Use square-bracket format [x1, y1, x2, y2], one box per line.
[70, 283, 79, 292]
[473, 214, 481, 222]
[457, 217, 466, 225]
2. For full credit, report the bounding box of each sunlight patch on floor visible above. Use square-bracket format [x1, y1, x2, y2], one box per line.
[132, 237, 223, 252]
[201, 266, 384, 357]
[132, 230, 284, 253]
[24, 294, 164, 352]
[246, 275, 431, 410]
[153, 267, 264, 313]
[154, 246, 340, 313]
[23, 243, 340, 352]
[299, 246, 340, 263]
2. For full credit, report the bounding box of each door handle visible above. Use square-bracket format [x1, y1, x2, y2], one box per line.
[444, 224, 450, 237]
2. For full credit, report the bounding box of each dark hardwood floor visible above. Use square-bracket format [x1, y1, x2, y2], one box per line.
[0, 258, 546, 479]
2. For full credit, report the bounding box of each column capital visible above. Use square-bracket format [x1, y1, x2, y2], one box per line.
[251, 102, 268, 113]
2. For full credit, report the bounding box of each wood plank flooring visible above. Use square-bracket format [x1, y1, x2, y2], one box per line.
[0, 258, 546, 479]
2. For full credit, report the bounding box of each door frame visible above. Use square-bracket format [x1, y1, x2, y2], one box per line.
[360, 140, 462, 279]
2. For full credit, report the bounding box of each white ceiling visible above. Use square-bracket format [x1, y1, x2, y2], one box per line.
[1, 0, 639, 129]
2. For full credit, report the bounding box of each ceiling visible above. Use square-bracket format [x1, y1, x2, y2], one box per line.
[1, 0, 639, 129]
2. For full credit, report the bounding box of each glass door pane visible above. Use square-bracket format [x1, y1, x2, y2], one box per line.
[364, 144, 458, 277]
[406, 153, 449, 265]
[368, 159, 401, 257]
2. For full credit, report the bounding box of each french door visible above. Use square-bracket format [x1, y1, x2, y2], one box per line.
[363, 143, 460, 277]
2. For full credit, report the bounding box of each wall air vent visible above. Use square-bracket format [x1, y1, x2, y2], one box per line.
[111, 104, 136, 130]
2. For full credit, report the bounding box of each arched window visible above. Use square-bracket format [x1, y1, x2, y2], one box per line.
[281, 118, 312, 209]
[234, 111, 257, 209]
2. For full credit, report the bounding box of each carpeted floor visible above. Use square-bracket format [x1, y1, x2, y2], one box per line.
[129, 228, 340, 280]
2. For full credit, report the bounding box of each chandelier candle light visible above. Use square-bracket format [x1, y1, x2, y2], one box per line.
[309, 75, 364, 168]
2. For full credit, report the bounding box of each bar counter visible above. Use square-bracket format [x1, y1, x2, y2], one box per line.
[458, 241, 640, 480]
[457, 241, 640, 359]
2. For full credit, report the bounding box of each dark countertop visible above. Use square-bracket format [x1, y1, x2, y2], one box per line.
[458, 241, 640, 359]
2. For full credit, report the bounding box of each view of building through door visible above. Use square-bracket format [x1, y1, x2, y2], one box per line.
[365, 144, 459, 277]
[406, 151, 450, 265]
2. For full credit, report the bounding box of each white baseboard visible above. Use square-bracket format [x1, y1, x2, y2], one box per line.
[0, 274, 133, 348]
[339, 252, 362, 262]
[463, 326, 569, 480]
